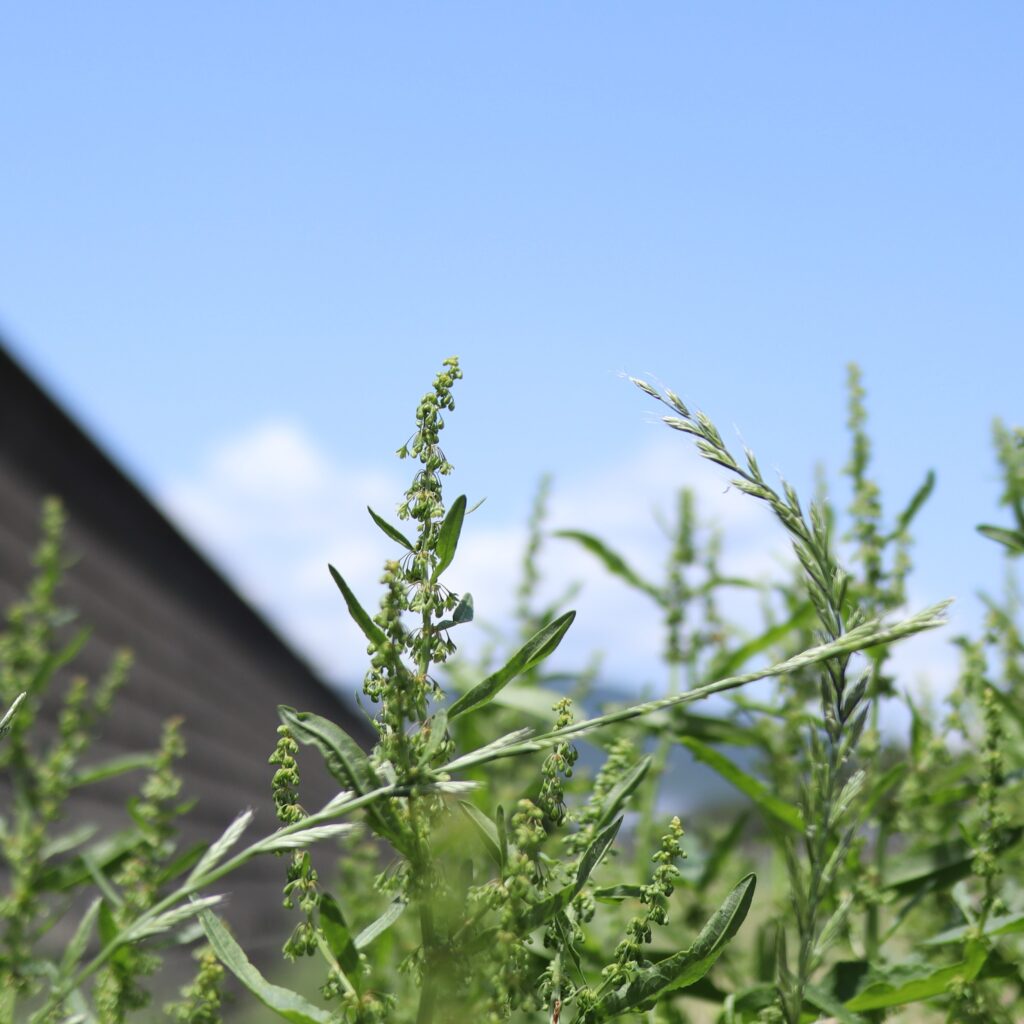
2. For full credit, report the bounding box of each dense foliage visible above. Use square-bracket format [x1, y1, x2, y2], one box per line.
[1, 359, 1021, 1022]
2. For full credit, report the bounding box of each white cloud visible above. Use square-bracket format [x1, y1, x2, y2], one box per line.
[158, 420, 960, 737]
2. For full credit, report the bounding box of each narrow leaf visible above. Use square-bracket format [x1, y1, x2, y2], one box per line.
[575, 816, 622, 894]
[327, 566, 386, 648]
[846, 944, 987, 1011]
[199, 909, 336, 1023]
[61, 897, 102, 974]
[921, 910, 1024, 947]
[458, 802, 501, 865]
[679, 738, 803, 831]
[707, 603, 815, 679]
[367, 506, 413, 550]
[354, 900, 406, 949]
[596, 873, 757, 1014]
[69, 753, 158, 788]
[892, 469, 936, 536]
[597, 757, 651, 830]
[452, 593, 474, 624]
[319, 894, 361, 978]
[279, 707, 402, 849]
[448, 611, 576, 720]
[977, 524, 1024, 553]
[433, 494, 467, 580]
[554, 530, 662, 601]
[40, 824, 99, 861]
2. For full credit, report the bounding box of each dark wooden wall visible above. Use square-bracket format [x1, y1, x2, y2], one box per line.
[0, 343, 373, 1007]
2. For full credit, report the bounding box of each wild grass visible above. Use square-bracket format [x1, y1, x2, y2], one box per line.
[0, 358, 1020, 1022]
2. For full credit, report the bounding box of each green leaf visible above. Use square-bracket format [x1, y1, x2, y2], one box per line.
[40, 824, 99, 861]
[707, 603, 815, 679]
[453, 593, 474, 624]
[496, 805, 508, 870]
[61, 897, 102, 974]
[436, 594, 474, 631]
[679, 738, 804, 831]
[354, 900, 406, 949]
[921, 909, 1024, 947]
[38, 829, 141, 892]
[884, 828, 1023, 898]
[554, 530, 662, 601]
[846, 944, 987, 1011]
[458, 802, 502, 866]
[597, 758, 651, 830]
[279, 707, 402, 848]
[319, 894, 361, 978]
[596, 873, 757, 1014]
[977, 524, 1024, 553]
[69, 753, 158, 788]
[447, 611, 576, 720]
[574, 816, 622, 895]
[367, 506, 414, 551]
[861, 763, 908, 818]
[327, 566, 386, 648]
[891, 469, 936, 537]
[433, 494, 467, 580]
[805, 984, 867, 1023]
[593, 883, 646, 903]
[697, 811, 750, 890]
[199, 909, 336, 1023]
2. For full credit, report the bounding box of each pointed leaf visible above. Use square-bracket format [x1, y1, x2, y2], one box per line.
[892, 469, 936, 536]
[354, 900, 407, 949]
[61, 897, 102, 974]
[554, 530, 662, 601]
[977, 524, 1024, 553]
[433, 494, 467, 580]
[452, 593, 474, 624]
[921, 909, 1024, 947]
[458, 802, 501, 865]
[279, 707, 402, 848]
[447, 611, 576, 720]
[707, 603, 815, 679]
[597, 757, 651, 830]
[846, 944, 987, 1011]
[367, 507, 413, 551]
[69, 752, 159, 788]
[596, 873, 757, 1014]
[199, 910, 335, 1023]
[319, 894, 361, 977]
[574, 816, 622, 894]
[680, 738, 803, 831]
[328, 566, 386, 648]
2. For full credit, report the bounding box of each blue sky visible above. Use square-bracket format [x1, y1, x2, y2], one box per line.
[2, 4, 1021, 695]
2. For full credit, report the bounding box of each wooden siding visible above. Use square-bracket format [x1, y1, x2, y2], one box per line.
[0, 344, 374, 1007]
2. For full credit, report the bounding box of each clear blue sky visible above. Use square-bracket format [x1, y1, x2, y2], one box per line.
[2, 4, 1021, 692]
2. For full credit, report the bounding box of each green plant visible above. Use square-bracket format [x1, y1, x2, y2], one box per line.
[11, 358, 1018, 1023]
[156, 359, 940, 1024]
